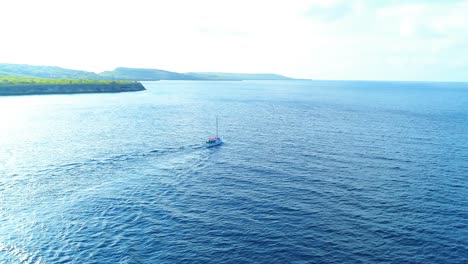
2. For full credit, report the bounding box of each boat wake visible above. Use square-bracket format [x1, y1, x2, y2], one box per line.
[34, 143, 209, 177]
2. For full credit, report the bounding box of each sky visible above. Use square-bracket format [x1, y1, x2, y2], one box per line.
[0, 0, 467, 81]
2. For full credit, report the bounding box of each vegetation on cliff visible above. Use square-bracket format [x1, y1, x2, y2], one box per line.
[0, 76, 145, 96]
[0, 76, 135, 86]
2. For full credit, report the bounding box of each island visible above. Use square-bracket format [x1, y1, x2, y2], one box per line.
[0, 76, 145, 96]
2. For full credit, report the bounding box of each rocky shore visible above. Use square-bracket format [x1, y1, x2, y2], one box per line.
[0, 82, 145, 96]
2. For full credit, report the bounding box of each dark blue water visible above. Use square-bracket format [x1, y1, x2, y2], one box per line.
[0, 80, 467, 263]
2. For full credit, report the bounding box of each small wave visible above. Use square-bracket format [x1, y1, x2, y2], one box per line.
[0, 242, 42, 264]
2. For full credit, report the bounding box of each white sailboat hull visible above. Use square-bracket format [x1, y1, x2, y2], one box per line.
[205, 138, 223, 148]
[205, 116, 223, 147]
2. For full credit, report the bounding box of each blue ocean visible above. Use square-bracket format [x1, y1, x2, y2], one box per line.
[0, 80, 467, 263]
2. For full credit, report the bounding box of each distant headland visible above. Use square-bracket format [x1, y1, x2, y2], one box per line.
[0, 63, 292, 81]
[0, 63, 292, 96]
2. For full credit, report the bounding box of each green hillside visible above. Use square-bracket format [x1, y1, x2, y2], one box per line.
[100, 67, 200, 81]
[186, 72, 292, 80]
[0, 63, 293, 81]
[0, 63, 101, 79]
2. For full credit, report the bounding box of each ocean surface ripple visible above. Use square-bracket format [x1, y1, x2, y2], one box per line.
[0, 80, 467, 263]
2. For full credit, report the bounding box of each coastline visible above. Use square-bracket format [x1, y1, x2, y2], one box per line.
[0, 82, 146, 96]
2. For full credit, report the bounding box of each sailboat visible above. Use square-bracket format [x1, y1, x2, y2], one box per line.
[205, 116, 223, 148]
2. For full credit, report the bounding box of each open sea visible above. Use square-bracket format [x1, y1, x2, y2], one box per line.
[0, 80, 467, 263]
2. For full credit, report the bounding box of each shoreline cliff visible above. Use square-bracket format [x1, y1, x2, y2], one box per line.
[0, 82, 145, 96]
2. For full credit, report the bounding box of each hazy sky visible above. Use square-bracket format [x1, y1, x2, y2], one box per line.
[1, 0, 467, 81]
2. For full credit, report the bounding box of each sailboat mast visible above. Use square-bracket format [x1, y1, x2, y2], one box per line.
[216, 116, 219, 137]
